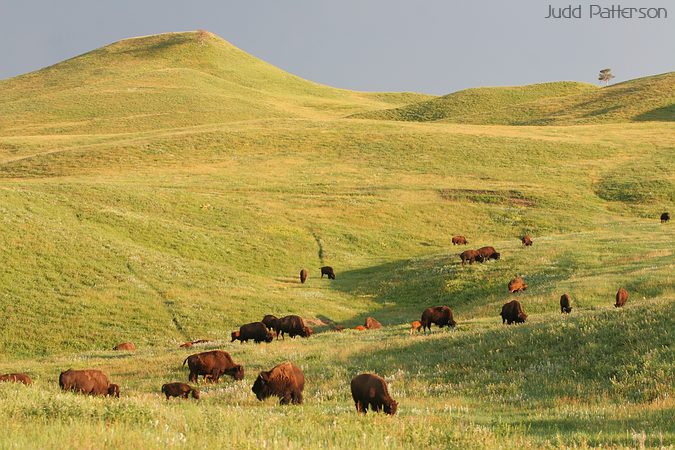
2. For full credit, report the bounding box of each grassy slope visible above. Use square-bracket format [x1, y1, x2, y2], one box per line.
[352, 73, 675, 125]
[0, 32, 673, 448]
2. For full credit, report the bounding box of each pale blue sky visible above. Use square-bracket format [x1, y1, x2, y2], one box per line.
[0, 0, 673, 94]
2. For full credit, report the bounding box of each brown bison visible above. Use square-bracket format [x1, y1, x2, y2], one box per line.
[615, 288, 629, 308]
[452, 235, 468, 245]
[278, 315, 313, 339]
[350, 373, 398, 415]
[262, 314, 281, 338]
[460, 249, 484, 265]
[560, 294, 572, 313]
[113, 342, 136, 351]
[353, 325, 367, 331]
[320, 266, 336, 279]
[183, 350, 244, 383]
[364, 317, 382, 330]
[180, 342, 193, 348]
[252, 362, 305, 405]
[661, 212, 670, 223]
[501, 300, 527, 324]
[410, 320, 422, 335]
[59, 369, 119, 397]
[0, 373, 32, 385]
[508, 277, 528, 293]
[231, 322, 274, 344]
[300, 268, 309, 284]
[420, 306, 457, 332]
[522, 235, 533, 246]
[477, 246, 501, 261]
[161, 382, 200, 400]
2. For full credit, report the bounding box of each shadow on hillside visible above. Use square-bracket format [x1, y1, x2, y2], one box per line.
[634, 105, 675, 122]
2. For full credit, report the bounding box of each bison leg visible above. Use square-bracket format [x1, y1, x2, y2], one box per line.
[355, 401, 367, 414]
[292, 391, 303, 405]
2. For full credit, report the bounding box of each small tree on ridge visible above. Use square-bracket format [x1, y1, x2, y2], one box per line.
[598, 68, 615, 86]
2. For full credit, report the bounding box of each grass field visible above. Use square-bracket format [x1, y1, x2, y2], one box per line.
[0, 31, 673, 448]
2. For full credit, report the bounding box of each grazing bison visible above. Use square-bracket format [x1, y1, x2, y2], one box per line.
[59, 369, 119, 397]
[522, 235, 533, 246]
[252, 362, 305, 405]
[320, 266, 336, 279]
[278, 315, 313, 339]
[420, 306, 457, 332]
[615, 288, 629, 308]
[183, 350, 244, 383]
[410, 320, 422, 335]
[661, 212, 670, 223]
[477, 246, 501, 261]
[180, 342, 193, 348]
[452, 235, 468, 245]
[161, 382, 200, 400]
[300, 268, 309, 284]
[508, 277, 528, 293]
[460, 249, 484, 265]
[560, 294, 572, 313]
[350, 373, 398, 415]
[262, 315, 281, 338]
[113, 342, 136, 351]
[231, 322, 274, 344]
[353, 325, 367, 331]
[364, 317, 382, 330]
[0, 373, 32, 385]
[500, 300, 528, 324]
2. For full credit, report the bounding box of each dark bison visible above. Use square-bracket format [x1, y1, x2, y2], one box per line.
[252, 362, 305, 405]
[364, 317, 382, 329]
[501, 300, 527, 324]
[615, 288, 628, 308]
[278, 315, 313, 339]
[420, 306, 457, 332]
[262, 314, 281, 338]
[300, 268, 308, 284]
[477, 246, 501, 261]
[113, 342, 136, 351]
[410, 320, 422, 335]
[460, 249, 484, 265]
[231, 322, 274, 344]
[0, 373, 32, 385]
[508, 277, 528, 293]
[350, 373, 398, 415]
[59, 369, 119, 397]
[161, 382, 200, 400]
[320, 266, 336, 279]
[452, 235, 468, 245]
[560, 294, 572, 313]
[522, 235, 533, 246]
[661, 212, 670, 223]
[183, 350, 244, 383]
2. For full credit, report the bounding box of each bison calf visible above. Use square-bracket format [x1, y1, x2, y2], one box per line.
[615, 288, 628, 307]
[113, 342, 136, 351]
[252, 362, 305, 405]
[420, 306, 456, 332]
[410, 320, 422, 335]
[353, 325, 367, 331]
[452, 235, 467, 245]
[320, 266, 336, 279]
[508, 277, 527, 293]
[300, 268, 308, 284]
[161, 382, 200, 400]
[364, 317, 382, 330]
[501, 300, 527, 324]
[560, 294, 572, 313]
[0, 373, 32, 385]
[351, 373, 397, 415]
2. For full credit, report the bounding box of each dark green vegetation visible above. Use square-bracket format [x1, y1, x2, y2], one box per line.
[0, 31, 673, 448]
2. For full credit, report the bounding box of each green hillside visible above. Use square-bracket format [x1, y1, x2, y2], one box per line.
[352, 73, 675, 125]
[0, 31, 673, 448]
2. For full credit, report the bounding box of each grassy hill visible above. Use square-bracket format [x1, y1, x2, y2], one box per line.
[0, 31, 673, 448]
[352, 73, 675, 125]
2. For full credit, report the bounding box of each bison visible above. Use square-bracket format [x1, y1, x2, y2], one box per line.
[59, 369, 119, 397]
[320, 266, 336, 279]
[661, 212, 670, 223]
[252, 362, 305, 405]
[180, 342, 193, 348]
[231, 322, 274, 344]
[452, 235, 467, 245]
[113, 342, 136, 351]
[183, 350, 244, 383]
[353, 325, 367, 331]
[508, 277, 527, 293]
[364, 317, 382, 330]
[278, 315, 313, 339]
[410, 320, 422, 335]
[161, 382, 200, 400]
[262, 314, 281, 338]
[350, 373, 397, 415]
[460, 249, 484, 265]
[500, 300, 527, 324]
[477, 246, 501, 261]
[0, 373, 32, 385]
[522, 235, 533, 246]
[615, 288, 628, 308]
[300, 268, 308, 284]
[420, 306, 457, 332]
[560, 294, 572, 313]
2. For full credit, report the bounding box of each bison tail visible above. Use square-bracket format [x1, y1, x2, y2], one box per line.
[182, 357, 189, 366]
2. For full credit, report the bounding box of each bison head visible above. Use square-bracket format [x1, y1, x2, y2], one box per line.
[476, 254, 485, 262]
[384, 399, 398, 415]
[302, 326, 313, 338]
[191, 388, 200, 400]
[107, 384, 120, 398]
[517, 312, 527, 322]
[230, 331, 240, 342]
[252, 372, 272, 401]
[491, 252, 501, 260]
[226, 364, 244, 381]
